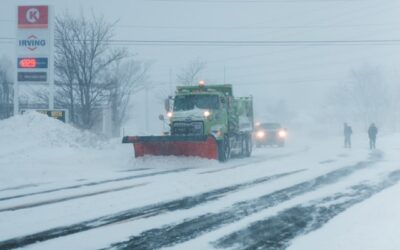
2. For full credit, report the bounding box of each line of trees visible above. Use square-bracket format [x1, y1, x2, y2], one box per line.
[52, 13, 148, 134]
[322, 65, 399, 131]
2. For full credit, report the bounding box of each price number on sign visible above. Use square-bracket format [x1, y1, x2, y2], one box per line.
[19, 58, 37, 68]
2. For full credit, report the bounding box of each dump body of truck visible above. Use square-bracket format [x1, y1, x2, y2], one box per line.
[123, 83, 254, 162]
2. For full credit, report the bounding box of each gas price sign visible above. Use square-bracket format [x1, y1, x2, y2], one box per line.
[18, 57, 48, 69]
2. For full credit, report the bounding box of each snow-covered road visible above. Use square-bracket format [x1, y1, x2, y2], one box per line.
[1, 113, 399, 250]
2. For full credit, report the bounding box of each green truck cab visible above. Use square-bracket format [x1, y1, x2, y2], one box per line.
[166, 83, 254, 161]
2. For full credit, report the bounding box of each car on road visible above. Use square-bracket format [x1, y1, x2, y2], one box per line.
[253, 122, 287, 147]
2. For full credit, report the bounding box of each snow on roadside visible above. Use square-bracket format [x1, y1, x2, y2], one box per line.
[288, 134, 400, 250]
[288, 182, 400, 250]
[0, 111, 106, 150]
[0, 112, 132, 186]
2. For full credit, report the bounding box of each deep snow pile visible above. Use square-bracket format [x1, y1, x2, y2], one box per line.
[0, 112, 133, 186]
[0, 111, 103, 151]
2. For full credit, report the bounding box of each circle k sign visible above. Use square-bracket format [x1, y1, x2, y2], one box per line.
[26, 8, 40, 23]
[18, 6, 48, 28]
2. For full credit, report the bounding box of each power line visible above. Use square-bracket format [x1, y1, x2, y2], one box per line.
[116, 23, 399, 30]
[3, 37, 400, 46]
[64, 39, 400, 47]
[107, 38, 400, 43]
[143, 0, 379, 3]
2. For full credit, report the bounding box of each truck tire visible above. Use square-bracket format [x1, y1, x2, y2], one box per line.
[218, 137, 231, 162]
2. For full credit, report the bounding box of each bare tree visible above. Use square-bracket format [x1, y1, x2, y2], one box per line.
[176, 58, 206, 86]
[0, 56, 13, 119]
[324, 65, 391, 129]
[54, 13, 127, 129]
[106, 60, 150, 136]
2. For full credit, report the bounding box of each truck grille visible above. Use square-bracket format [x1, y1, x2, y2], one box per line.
[172, 121, 204, 136]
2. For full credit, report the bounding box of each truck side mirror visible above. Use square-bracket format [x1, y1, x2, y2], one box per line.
[159, 114, 164, 121]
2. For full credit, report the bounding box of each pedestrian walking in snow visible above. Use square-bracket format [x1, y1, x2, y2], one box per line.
[343, 123, 352, 148]
[368, 123, 378, 149]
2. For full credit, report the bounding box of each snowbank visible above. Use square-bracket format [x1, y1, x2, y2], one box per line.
[0, 112, 133, 186]
[0, 111, 103, 151]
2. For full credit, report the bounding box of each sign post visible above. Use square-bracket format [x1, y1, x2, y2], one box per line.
[15, 5, 54, 115]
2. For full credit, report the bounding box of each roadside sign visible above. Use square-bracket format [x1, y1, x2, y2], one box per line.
[37, 109, 67, 122]
[17, 72, 47, 82]
[20, 109, 68, 123]
[15, 5, 54, 115]
[17, 30, 49, 54]
[18, 6, 48, 29]
[18, 57, 48, 69]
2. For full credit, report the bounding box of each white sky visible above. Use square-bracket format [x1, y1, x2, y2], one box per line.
[1, 0, 399, 131]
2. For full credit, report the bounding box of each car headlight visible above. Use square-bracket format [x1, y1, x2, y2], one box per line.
[203, 110, 211, 118]
[256, 131, 265, 138]
[278, 130, 287, 138]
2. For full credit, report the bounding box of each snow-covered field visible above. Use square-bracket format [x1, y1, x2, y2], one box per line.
[0, 112, 399, 250]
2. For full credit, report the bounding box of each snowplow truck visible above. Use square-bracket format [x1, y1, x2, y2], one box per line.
[122, 83, 254, 162]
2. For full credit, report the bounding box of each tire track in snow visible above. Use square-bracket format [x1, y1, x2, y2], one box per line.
[0, 169, 303, 250]
[0, 183, 148, 213]
[214, 170, 400, 250]
[0, 147, 305, 202]
[0, 183, 45, 192]
[199, 147, 309, 175]
[118, 168, 153, 173]
[319, 159, 336, 164]
[0, 168, 192, 202]
[107, 153, 381, 250]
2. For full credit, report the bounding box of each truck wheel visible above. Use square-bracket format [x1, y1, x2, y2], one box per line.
[218, 137, 231, 162]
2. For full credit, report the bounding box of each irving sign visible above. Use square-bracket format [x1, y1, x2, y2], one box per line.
[17, 32, 49, 54]
[18, 6, 48, 29]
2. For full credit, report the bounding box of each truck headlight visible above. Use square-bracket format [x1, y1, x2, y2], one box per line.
[167, 111, 173, 118]
[203, 110, 211, 118]
[256, 131, 265, 138]
[278, 130, 287, 138]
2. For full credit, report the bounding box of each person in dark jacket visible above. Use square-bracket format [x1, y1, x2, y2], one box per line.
[368, 123, 378, 149]
[343, 123, 352, 148]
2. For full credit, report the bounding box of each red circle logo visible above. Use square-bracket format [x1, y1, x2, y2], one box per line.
[26, 8, 40, 23]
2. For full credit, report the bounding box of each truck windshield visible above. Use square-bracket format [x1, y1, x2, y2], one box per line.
[174, 95, 220, 111]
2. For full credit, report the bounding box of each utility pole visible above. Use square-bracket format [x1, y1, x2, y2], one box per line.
[224, 65, 226, 84]
[13, 75, 19, 116]
[48, 6, 55, 110]
[145, 85, 149, 133]
[169, 68, 173, 95]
